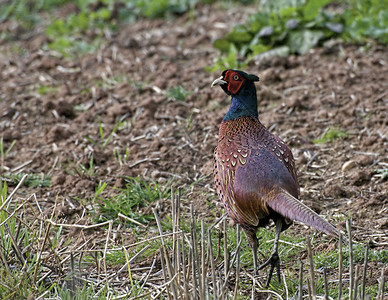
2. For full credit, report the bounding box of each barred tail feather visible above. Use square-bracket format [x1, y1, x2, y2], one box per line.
[267, 190, 339, 237]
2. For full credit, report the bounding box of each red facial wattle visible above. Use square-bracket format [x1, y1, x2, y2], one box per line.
[223, 70, 245, 95]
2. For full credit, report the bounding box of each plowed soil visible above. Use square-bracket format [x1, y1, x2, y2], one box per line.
[0, 2, 387, 295]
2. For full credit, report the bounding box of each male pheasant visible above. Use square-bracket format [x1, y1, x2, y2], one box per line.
[212, 69, 339, 285]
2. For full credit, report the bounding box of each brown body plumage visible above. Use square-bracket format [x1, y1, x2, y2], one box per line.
[212, 70, 339, 285]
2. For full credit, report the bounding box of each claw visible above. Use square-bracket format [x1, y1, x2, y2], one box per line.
[258, 251, 281, 286]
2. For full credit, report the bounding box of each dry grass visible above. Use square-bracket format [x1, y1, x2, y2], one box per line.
[0, 179, 386, 299]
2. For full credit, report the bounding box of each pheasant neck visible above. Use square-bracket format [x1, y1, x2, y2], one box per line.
[223, 85, 258, 121]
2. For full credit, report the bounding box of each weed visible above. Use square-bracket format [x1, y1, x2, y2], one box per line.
[78, 155, 97, 177]
[130, 80, 147, 92]
[43, 6, 112, 57]
[113, 146, 130, 166]
[0, 137, 16, 168]
[313, 126, 347, 144]
[165, 85, 191, 101]
[206, 44, 247, 72]
[375, 168, 388, 181]
[37, 85, 59, 95]
[212, 0, 388, 65]
[1, 0, 200, 58]
[0, 0, 70, 28]
[84, 118, 126, 150]
[62, 156, 97, 178]
[134, 0, 195, 19]
[344, 0, 388, 44]
[98, 120, 124, 149]
[45, 35, 104, 58]
[185, 111, 196, 132]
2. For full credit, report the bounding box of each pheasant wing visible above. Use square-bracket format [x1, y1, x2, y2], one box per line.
[214, 154, 259, 227]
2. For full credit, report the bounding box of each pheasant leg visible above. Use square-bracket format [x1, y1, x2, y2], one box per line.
[258, 219, 283, 286]
[243, 228, 259, 272]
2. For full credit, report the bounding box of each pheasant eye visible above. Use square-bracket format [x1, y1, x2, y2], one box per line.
[233, 75, 239, 80]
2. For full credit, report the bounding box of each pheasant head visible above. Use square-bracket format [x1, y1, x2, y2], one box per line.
[212, 70, 260, 121]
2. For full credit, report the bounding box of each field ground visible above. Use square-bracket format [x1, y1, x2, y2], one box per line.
[0, 2, 387, 299]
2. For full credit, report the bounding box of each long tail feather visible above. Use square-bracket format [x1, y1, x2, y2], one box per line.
[266, 190, 339, 237]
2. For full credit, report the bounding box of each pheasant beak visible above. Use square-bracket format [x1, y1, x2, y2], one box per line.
[211, 76, 227, 87]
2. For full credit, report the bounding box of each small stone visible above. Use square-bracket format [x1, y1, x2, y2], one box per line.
[342, 160, 356, 172]
[151, 170, 161, 179]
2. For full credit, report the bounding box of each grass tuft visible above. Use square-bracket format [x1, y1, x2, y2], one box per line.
[96, 177, 171, 225]
[165, 85, 191, 101]
[2, 173, 51, 188]
[313, 126, 347, 144]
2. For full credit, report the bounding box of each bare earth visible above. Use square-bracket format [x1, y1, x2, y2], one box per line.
[0, 2, 387, 296]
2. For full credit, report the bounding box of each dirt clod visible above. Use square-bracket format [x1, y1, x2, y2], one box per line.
[56, 100, 76, 118]
[324, 184, 348, 198]
[350, 170, 371, 186]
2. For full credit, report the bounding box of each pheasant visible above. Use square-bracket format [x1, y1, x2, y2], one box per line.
[212, 69, 339, 285]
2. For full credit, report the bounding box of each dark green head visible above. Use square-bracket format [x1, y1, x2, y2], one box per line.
[212, 70, 260, 121]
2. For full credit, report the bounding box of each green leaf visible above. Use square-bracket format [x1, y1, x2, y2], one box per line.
[248, 13, 269, 33]
[225, 25, 252, 43]
[288, 29, 324, 54]
[92, 8, 112, 21]
[279, 6, 298, 19]
[302, 0, 331, 21]
[46, 19, 68, 37]
[213, 38, 231, 53]
[250, 43, 271, 56]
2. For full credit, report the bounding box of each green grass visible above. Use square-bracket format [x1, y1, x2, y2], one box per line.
[36, 84, 60, 95]
[313, 126, 347, 144]
[2, 0, 201, 58]
[0, 176, 386, 298]
[113, 146, 130, 166]
[0, 138, 16, 169]
[83, 118, 127, 150]
[61, 156, 97, 178]
[98, 119, 126, 149]
[1, 172, 51, 188]
[0, 0, 72, 28]
[4, 0, 387, 64]
[54, 284, 109, 300]
[315, 243, 388, 268]
[0, 180, 45, 299]
[165, 85, 191, 101]
[95, 177, 171, 225]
